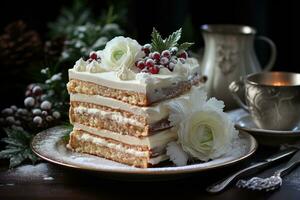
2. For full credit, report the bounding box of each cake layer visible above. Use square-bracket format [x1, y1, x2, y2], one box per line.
[68, 129, 169, 168]
[70, 93, 170, 124]
[69, 101, 172, 136]
[67, 79, 147, 106]
[73, 123, 177, 150]
[68, 69, 202, 106]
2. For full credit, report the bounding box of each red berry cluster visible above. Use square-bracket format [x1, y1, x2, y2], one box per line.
[136, 44, 189, 74]
[87, 51, 101, 63]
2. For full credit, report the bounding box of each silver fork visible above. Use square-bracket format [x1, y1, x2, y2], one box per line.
[236, 149, 300, 191]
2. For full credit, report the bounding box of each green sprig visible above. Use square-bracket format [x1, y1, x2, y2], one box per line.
[150, 28, 194, 53]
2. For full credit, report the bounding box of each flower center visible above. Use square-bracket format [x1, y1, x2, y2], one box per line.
[112, 50, 124, 61]
[190, 124, 213, 151]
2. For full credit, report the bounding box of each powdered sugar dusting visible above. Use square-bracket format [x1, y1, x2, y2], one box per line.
[32, 126, 256, 174]
[14, 163, 49, 176]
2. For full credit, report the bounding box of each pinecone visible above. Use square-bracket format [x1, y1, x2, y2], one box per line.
[0, 20, 42, 66]
[44, 36, 65, 60]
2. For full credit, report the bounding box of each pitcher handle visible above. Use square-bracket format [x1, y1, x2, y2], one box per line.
[256, 36, 277, 71]
[228, 79, 249, 112]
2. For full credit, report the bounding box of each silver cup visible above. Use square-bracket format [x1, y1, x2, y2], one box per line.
[229, 72, 300, 130]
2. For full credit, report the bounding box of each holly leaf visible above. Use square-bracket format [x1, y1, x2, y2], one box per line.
[151, 28, 193, 53]
[178, 42, 194, 51]
[151, 28, 166, 52]
[164, 28, 182, 49]
[0, 128, 39, 168]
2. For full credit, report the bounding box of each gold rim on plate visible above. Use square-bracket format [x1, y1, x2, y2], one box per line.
[31, 126, 257, 175]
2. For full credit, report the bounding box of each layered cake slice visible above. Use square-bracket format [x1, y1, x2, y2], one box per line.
[67, 28, 205, 168]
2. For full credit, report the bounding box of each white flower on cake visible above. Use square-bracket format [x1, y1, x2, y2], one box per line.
[100, 36, 145, 71]
[166, 86, 237, 166]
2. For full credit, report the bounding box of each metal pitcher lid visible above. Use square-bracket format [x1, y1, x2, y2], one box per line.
[201, 24, 256, 35]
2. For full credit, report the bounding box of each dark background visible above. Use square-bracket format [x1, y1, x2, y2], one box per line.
[0, 0, 299, 108]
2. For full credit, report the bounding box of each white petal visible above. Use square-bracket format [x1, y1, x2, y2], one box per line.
[166, 141, 189, 166]
[205, 97, 225, 112]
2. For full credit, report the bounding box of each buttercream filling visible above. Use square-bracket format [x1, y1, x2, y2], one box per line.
[73, 106, 144, 127]
[73, 123, 177, 149]
[70, 93, 169, 123]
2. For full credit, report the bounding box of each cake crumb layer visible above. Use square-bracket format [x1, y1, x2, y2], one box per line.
[67, 79, 148, 106]
[68, 130, 150, 168]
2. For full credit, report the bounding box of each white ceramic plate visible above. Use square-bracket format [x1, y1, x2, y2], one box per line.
[31, 126, 257, 180]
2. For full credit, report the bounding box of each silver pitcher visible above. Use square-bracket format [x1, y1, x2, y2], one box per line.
[201, 24, 277, 110]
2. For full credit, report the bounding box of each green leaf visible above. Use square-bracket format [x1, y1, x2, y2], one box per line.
[164, 28, 182, 49]
[9, 153, 26, 168]
[0, 128, 37, 168]
[28, 152, 39, 164]
[150, 28, 193, 53]
[0, 148, 23, 159]
[151, 28, 166, 52]
[178, 42, 194, 51]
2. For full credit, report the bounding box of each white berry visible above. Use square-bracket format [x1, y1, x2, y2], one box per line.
[52, 111, 61, 119]
[2, 108, 13, 115]
[33, 116, 43, 124]
[6, 116, 15, 124]
[10, 105, 18, 111]
[160, 57, 169, 65]
[40, 101, 52, 110]
[46, 116, 53, 122]
[32, 109, 42, 116]
[24, 97, 35, 107]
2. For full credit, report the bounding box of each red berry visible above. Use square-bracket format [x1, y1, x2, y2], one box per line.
[152, 52, 160, 61]
[162, 50, 171, 58]
[146, 59, 155, 68]
[137, 61, 146, 70]
[90, 52, 97, 60]
[179, 51, 188, 59]
[149, 66, 159, 74]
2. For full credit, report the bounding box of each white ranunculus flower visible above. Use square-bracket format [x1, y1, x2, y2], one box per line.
[167, 86, 237, 165]
[100, 36, 144, 71]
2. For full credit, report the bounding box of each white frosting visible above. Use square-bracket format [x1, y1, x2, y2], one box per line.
[135, 72, 159, 84]
[116, 65, 136, 80]
[74, 58, 87, 72]
[70, 93, 169, 123]
[73, 123, 177, 149]
[69, 57, 200, 93]
[159, 68, 173, 75]
[86, 60, 105, 73]
[74, 106, 144, 127]
[73, 131, 149, 157]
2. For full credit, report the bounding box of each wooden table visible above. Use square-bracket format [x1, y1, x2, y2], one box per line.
[1, 146, 300, 200]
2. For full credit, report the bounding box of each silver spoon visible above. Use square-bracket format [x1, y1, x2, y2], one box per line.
[236, 149, 300, 191]
[206, 148, 297, 193]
